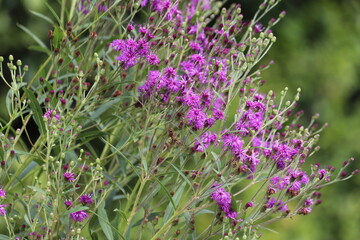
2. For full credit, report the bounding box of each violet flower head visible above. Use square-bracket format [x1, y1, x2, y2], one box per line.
[210, 184, 239, 220]
[70, 210, 89, 222]
[64, 200, 73, 207]
[146, 54, 160, 65]
[186, 108, 207, 130]
[79, 194, 93, 205]
[64, 172, 75, 182]
[193, 131, 217, 152]
[111, 38, 150, 69]
[210, 187, 232, 208]
[43, 110, 60, 121]
[0, 188, 6, 199]
[0, 204, 6, 216]
[254, 23, 265, 33]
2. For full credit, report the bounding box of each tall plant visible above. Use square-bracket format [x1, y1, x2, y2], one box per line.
[0, 0, 357, 239]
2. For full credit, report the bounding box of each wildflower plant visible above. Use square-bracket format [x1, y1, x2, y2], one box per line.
[0, 0, 357, 239]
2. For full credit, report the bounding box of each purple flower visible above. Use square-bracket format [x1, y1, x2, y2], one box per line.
[186, 108, 207, 130]
[64, 200, 73, 207]
[70, 210, 89, 222]
[265, 197, 277, 208]
[193, 131, 217, 152]
[304, 198, 314, 207]
[43, 110, 60, 121]
[245, 201, 254, 208]
[178, 90, 202, 108]
[276, 201, 289, 212]
[111, 38, 150, 69]
[146, 54, 160, 65]
[210, 187, 232, 208]
[0, 204, 6, 216]
[64, 172, 75, 182]
[288, 181, 301, 192]
[222, 134, 244, 153]
[254, 23, 265, 33]
[79, 194, 93, 205]
[225, 210, 238, 220]
[318, 169, 326, 179]
[210, 184, 239, 220]
[0, 188, 6, 199]
[298, 207, 312, 215]
[141, 0, 149, 7]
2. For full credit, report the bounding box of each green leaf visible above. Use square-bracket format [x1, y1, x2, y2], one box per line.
[98, 201, 114, 240]
[52, 26, 64, 49]
[28, 45, 51, 55]
[6, 89, 14, 116]
[211, 151, 222, 171]
[24, 214, 32, 227]
[17, 24, 48, 49]
[168, 162, 194, 192]
[150, 174, 176, 213]
[0, 234, 10, 240]
[27, 185, 47, 196]
[23, 88, 46, 135]
[162, 182, 186, 224]
[88, 99, 120, 122]
[29, 10, 54, 24]
[43, 0, 61, 24]
[102, 138, 140, 178]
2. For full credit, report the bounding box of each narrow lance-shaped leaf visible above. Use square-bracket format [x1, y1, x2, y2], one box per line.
[97, 201, 115, 240]
[23, 88, 46, 135]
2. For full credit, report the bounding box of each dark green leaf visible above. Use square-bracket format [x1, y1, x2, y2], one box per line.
[97, 201, 114, 240]
[17, 24, 48, 49]
[162, 182, 186, 224]
[23, 88, 46, 135]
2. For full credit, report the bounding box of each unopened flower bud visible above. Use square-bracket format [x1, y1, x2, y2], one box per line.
[279, 11, 287, 19]
[259, 2, 266, 10]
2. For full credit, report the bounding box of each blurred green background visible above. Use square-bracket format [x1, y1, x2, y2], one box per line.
[0, 0, 359, 239]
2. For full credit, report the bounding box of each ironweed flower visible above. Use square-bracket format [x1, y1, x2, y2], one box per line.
[63, 172, 75, 182]
[0, 188, 6, 199]
[0, 204, 6, 216]
[79, 194, 93, 205]
[70, 210, 89, 222]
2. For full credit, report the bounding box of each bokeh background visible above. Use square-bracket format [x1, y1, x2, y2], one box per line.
[0, 0, 359, 239]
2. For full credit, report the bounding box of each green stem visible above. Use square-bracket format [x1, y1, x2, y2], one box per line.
[4, 135, 44, 189]
[122, 177, 148, 236]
